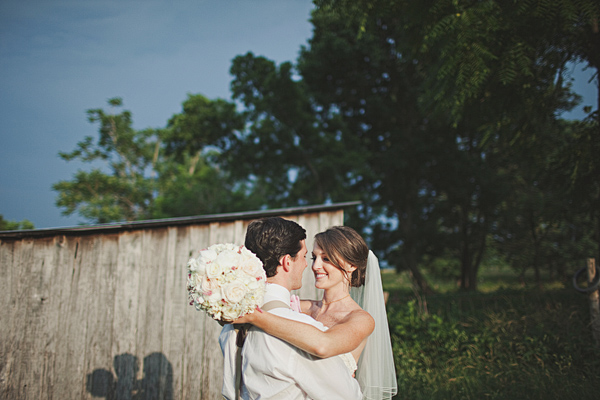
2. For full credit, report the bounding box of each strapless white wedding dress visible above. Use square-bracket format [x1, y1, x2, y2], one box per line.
[339, 352, 357, 375]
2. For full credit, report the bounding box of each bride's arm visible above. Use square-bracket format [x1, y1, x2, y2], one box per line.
[235, 309, 374, 358]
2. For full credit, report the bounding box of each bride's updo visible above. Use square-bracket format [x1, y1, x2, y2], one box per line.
[314, 226, 368, 287]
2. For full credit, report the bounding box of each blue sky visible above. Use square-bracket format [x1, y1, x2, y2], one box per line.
[0, 0, 597, 229]
[0, 0, 314, 228]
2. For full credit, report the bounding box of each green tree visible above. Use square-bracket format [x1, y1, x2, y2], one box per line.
[297, 4, 449, 292]
[53, 98, 157, 223]
[376, 0, 600, 268]
[54, 96, 251, 224]
[226, 53, 367, 208]
[0, 215, 34, 231]
[295, 0, 599, 291]
[154, 93, 258, 217]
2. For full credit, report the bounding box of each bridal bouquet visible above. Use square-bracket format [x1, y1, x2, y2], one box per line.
[187, 243, 267, 321]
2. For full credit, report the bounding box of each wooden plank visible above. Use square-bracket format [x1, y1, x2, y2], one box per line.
[23, 237, 57, 400]
[52, 236, 81, 399]
[241, 219, 253, 244]
[135, 229, 168, 399]
[329, 209, 344, 227]
[76, 236, 105, 399]
[157, 226, 180, 400]
[11, 239, 35, 399]
[164, 225, 194, 399]
[182, 224, 210, 400]
[0, 239, 17, 398]
[40, 235, 75, 400]
[318, 210, 333, 231]
[55, 236, 93, 399]
[233, 220, 245, 245]
[212, 221, 235, 244]
[19, 237, 44, 400]
[109, 230, 144, 399]
[36, 237, 58, 400]
[29, 237, 61, 400]
[82, 234, 118, 400]
[297, 212, 321, 300]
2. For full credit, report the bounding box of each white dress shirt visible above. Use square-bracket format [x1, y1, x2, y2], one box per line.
[219, 283, 363, 400]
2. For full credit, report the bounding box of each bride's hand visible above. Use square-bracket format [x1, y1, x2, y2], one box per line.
[231, 306, 264, 324]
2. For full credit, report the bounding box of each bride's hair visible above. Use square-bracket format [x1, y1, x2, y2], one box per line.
[314, 226, 368, 287]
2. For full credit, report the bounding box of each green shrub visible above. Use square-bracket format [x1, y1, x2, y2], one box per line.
[388, 289, 600, 399]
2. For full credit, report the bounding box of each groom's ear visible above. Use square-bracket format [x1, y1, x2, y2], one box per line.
[279, 254, 291, 272]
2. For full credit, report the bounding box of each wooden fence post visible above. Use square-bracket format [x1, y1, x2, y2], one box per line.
[587, 258, 600, 346]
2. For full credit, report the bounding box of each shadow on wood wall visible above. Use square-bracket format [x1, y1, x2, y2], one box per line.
[87, 352, 173, 400]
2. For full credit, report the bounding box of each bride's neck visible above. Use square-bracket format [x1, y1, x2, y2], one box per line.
[321, 287, 350, 304]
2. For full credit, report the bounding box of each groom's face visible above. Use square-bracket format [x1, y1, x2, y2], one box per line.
[289, 240, 308, 291]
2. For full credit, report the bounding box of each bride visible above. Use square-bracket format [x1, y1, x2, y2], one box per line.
[235, 226, 397, 399]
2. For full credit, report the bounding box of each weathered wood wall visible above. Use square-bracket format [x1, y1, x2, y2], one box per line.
[0, 207, 345, 400]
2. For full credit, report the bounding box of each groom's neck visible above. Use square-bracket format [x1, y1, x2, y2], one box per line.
[267, 275, 292, 292]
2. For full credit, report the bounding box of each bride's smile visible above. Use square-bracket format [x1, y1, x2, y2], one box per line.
[315, 272, 327, 280]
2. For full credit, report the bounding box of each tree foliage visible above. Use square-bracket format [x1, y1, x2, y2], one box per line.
[0, 215, 34, 231]
[52, 0, 599, 293]
[53, 98, 156, 223]
[225, 53, 368, 208]
[53, 96, 253, 224]
[286, 0, 598, 291]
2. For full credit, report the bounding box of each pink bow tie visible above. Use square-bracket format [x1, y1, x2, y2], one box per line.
[290, 294, 301, 312]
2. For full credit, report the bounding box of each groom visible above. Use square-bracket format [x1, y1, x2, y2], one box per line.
[219, 217, 363, 400]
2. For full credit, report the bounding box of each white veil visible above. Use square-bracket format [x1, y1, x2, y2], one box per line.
[350, 250, 398, 400]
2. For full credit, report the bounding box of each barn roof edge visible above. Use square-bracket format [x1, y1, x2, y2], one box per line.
[0, 201, 362, 239]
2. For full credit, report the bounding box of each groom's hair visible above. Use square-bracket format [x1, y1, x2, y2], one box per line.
[245, 217, 306, 278]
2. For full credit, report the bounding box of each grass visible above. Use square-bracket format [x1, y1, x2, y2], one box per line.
[382, 264, 600, 399]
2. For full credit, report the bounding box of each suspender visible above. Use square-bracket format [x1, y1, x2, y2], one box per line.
[260, 300, 291, 312]
[234, 299, 292, 399]
[234, 324, 250, 400]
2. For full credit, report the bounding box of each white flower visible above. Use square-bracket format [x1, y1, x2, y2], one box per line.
[199, 248, 218, 264]
[187, 257, 203, 273]
[201, 275, 217, 293]
[205, 287, 222, 303]
[223, 281, 247, 303]
[240, 255, 264, 278]
[239, 246, 255, 259]
[215, 250, 241, 271]
[245, 279, 260, 291]
[221, 308, 239, 322]
[205, 260, 223, 278]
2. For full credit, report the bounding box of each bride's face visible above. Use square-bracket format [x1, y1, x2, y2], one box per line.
[311, 243, 353, 290]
